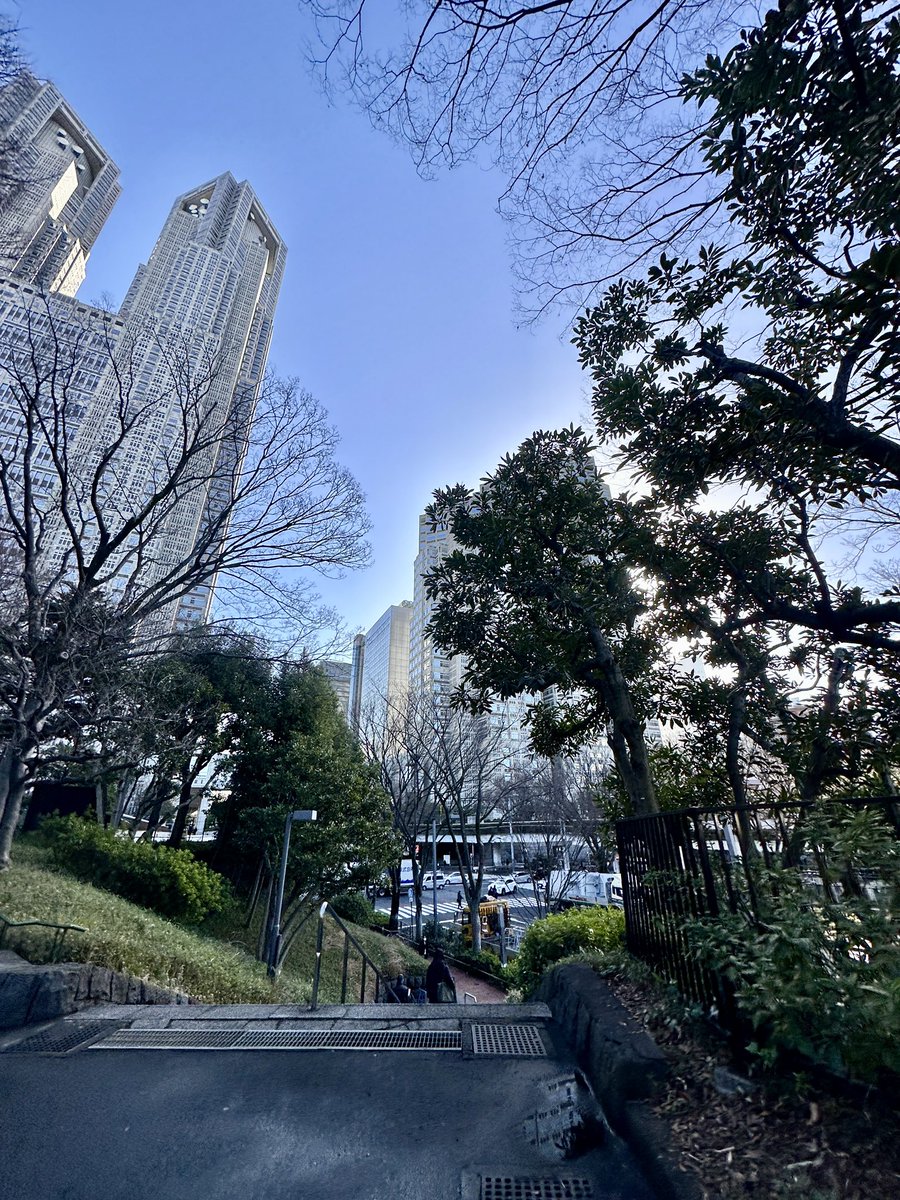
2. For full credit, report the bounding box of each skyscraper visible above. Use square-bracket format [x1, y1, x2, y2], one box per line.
[70, 172, 286, 631]
[349, 602, 412, 728]
[0, 70, 286, 636]
[0, 74, 122, 549]
[0, 73, 120, 295]
[409, 511, 461, 702]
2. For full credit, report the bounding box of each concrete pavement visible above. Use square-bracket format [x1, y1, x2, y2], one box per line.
[0, 1002, 657, 1199]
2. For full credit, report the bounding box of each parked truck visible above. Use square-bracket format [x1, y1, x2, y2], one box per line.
[548, 869, 624, 910]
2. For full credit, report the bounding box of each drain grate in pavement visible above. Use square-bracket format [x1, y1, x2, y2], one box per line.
[480, 1178, 594, 1199]
[3, 1021, 120, 1055]
[91, 1027, 462, 1051]
[471, 1024, 547, 1057]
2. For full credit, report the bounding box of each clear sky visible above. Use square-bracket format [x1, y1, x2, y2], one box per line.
[16, 0, 590, 649]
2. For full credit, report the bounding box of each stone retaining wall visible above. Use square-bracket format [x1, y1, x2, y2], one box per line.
[536, 962, 700, 1200]
[0, 950, 191, 1029]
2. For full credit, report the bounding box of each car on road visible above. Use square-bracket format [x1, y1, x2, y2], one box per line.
[484, 876, 517, 896]
[420, 872, 446, 890]
[443, 870, 464, 886]
[514, 870, 534, 884]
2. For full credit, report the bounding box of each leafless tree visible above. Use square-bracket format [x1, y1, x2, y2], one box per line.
[305, 0, 756, 314]
[510, 752, 614, 915]
[419, 696, 530, 951]
[356, 689, 439, 935]
[0, 297, 369, 868]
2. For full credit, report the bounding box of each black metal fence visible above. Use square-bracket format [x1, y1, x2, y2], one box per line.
[616, 796, 899, 1026]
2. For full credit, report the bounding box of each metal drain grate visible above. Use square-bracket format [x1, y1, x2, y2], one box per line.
[471, 1024, 546, 1057]
[3, 1021, 119, 1055]
[481, 1178, 594, 1199]
[91, 1027, 462, 1052]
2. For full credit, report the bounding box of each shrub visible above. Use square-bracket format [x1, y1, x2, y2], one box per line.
[329, 891, 377, 927]
[42, 815, 229, 924]
[684, 804, 900, 1082]
[512, 905, 626, 995]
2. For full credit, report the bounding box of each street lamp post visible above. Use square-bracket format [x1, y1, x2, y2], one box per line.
[267, 809, 317, 976]
[431, 817, 438, 929]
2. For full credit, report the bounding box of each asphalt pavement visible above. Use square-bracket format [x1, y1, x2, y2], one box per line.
[0, 1002, 657, 1200]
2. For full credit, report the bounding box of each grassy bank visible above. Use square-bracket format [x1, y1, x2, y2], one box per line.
[0, 841, 425, 1004]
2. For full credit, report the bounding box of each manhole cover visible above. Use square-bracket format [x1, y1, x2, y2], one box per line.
[481, 1178, 595, 1199]
[471, 1024, 546, 1056]
[91, 1027, 462, 1051]
[3, 1021, 120, 1055]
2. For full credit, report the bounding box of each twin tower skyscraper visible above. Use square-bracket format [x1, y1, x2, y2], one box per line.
[0, 72, 285, 632]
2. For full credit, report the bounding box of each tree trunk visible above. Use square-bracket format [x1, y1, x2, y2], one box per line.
[0, 747, 34, 871]
[167, 761, 198, 849]
[583, 614, 658, 816]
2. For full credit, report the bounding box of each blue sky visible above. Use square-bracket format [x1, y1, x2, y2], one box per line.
[17, 0, 589, 646]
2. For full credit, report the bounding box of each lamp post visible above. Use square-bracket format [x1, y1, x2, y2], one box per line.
[431, 817, 438, 929]
[267, 809, 317, 976]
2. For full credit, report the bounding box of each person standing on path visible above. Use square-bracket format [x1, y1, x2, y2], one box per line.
[425, 947, 456, 1003]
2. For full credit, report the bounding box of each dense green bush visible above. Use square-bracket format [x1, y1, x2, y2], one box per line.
[512, 905, 626, 995]
[685, 805, 900, 1082]
[329, 891, 377, 927]
[42, 815, 229, 924]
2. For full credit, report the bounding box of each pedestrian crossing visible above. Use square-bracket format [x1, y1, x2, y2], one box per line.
[386, 890, 542, 931]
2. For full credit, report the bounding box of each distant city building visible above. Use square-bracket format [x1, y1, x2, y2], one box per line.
[409, 512, 461, 703]
[320, 659, 352, 718]
[349, 602, 412, 729]
[348, 633, 366, 732]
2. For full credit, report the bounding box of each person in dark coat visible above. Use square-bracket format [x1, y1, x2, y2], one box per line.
[393, 975, 413, 1002]
[425, 948, 456, 1003]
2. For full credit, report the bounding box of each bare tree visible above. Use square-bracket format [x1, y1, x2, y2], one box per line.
[305, 0, 756, 313]
[0, 297, 369, 868]
[357, 689, 439, 935]
[419, 696, 528, 952]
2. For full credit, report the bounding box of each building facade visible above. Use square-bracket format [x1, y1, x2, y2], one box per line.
[0, 73, 120, 295]
[0, 74, 286, 637]
[67, 172, 286, 632]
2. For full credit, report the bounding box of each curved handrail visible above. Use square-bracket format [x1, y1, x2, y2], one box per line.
[0, 911, 87, 962]
[310, 901, 386, 1010]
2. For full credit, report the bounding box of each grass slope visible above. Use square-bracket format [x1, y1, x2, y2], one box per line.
[0, 841, 425, 1004]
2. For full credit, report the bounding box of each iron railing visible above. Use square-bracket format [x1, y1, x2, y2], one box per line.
[616, 796, 899, 1022]
[310, 901, 386, 1010]
[0, 912, 87, 962]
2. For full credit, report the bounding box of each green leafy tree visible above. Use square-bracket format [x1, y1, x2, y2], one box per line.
[220, 663, 397, 963]
[130, 627, 271, 847]
[426, 427, 660, 817]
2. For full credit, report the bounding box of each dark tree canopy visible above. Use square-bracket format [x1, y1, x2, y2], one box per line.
[426, 427, 659, 815]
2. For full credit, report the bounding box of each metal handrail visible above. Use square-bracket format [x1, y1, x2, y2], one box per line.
[310, 901, 386, 1010]
[0, 912, 87, 962]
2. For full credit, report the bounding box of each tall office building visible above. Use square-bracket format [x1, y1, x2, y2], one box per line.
[0, 73, 120, 295]
[321, 659, 352, 718]
[409, 512, 462, 702]
[353, 602, 413, 725]
[54, 172, 287, 632]
[0, 74, 122, 563]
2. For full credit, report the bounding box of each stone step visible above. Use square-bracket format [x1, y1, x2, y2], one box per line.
[79, 1000, 551, 1029]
